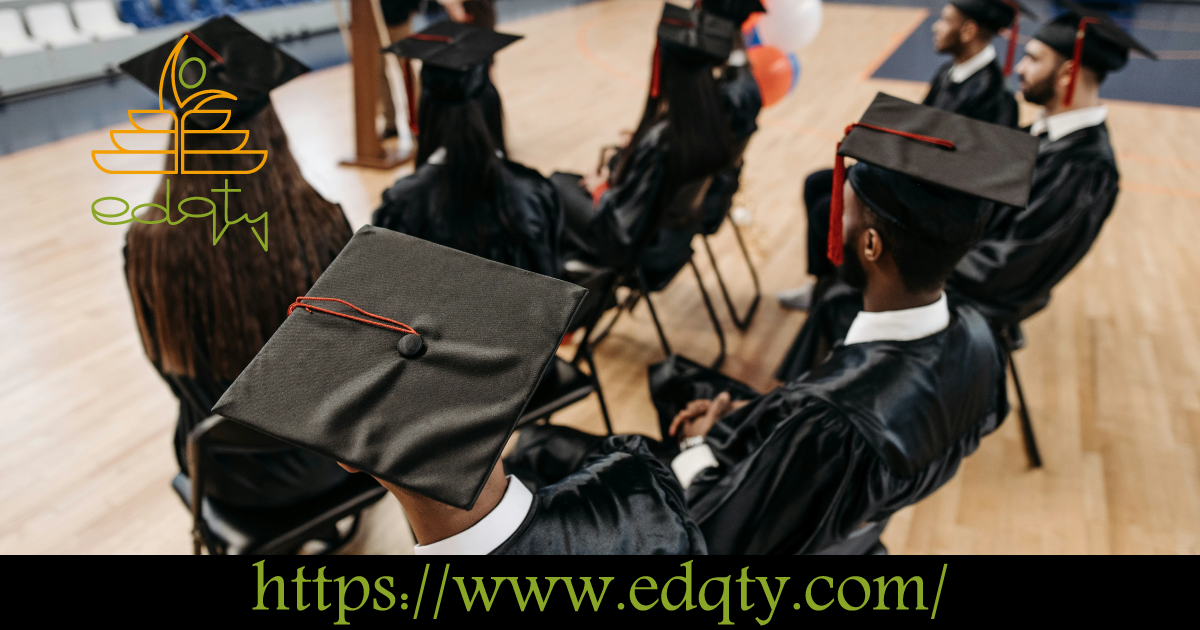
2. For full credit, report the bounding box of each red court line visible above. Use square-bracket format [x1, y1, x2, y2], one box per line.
[1119, 181, 1200, 200]
[575, 19, 643, 89]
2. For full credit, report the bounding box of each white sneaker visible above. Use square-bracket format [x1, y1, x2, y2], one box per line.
[777, 281, 816, 311]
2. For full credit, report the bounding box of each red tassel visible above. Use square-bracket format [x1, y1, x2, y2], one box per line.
[402, 57, 418, 136]
[1064, 17, 1100, 107]
[650, 41, 662, 98]
[827, 148, 846, 267]
[1004, 18, 1018, 76]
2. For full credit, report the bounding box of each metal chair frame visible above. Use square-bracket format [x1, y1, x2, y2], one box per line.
[1001, 328, 1042, 468]
[700, 214, 762, 332]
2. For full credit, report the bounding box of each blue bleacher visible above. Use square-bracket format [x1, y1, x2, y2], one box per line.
[118, 0, 163, 28]
[160, 0, 202, 22]
[196, 0, 229, 17]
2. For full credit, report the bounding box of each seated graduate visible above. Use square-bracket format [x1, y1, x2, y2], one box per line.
[776, 0, 1029, 312]
[947, 1, 1158, 330]
[372, 24, 563, 279]
[926, 0, 1031, 128]
[509, 95, 1040, 554]
[212, 226, 706, 554]
[692, 0, 764, 234]
[555, 3, 735, 286]
[120, 18, 354, 507]
[676, 95, 1040, 555]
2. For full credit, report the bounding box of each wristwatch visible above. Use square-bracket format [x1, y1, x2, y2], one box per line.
[679, 435, 706, 451]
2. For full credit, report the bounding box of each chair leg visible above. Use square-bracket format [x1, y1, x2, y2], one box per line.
[637, 268, 673, 357]
[701, 219, 761, 331]
[1008, 353, 1043, 468]
[582, 348, 614, 436]
[585, 285, 634, 351]
[689, 258, 726, 370]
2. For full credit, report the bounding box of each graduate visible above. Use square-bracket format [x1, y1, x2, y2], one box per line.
[776, 0, 1029, 312]
[372, 23, 564, 280]
[693, 0, 764, 234]
[947, 0, 1157, 328]
[213, 227, 706, 554]
[509, 95, 1039, 554]
[677, 95, 1038, 554]
[121, 18, 355, 508]
[925, 0, 1032, 128]
[556, 3, 735, 288]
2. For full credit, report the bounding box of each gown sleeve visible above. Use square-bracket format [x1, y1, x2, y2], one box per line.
[493, 435, 707, 555]
[503, 161, 565, 279]
[950, 158, 1119, 323]
[371, 169, 433, 236]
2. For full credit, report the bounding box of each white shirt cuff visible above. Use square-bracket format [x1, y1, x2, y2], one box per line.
[413, 475, 533, 555]
[671, 444, 718, 490]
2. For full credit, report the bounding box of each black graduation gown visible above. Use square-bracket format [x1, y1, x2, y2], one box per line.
[692, 302, 1007, 554]
[699, 62, 763, 235]
[557, 122, 703, 289]
[122, 252, 350, 508]
[493, 436, 708, 554]
[923, 57, 1019, 127]
[373, 157, 564, 279]
[774, 277, 862, 382]
[947, 123, 1120, 326]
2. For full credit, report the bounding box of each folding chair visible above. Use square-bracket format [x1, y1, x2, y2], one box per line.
[1001, 324, 1042, 468]
[0, 9, 44, 57]
[176, 415, 388, 555]
[516, 266, 618, 435]
[696, 163, 761, 332]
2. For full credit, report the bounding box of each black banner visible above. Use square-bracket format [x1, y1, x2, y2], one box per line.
[8, 556, 1185, 623]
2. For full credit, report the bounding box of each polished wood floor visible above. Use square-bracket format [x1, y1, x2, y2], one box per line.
[2, 0, 1197, 554]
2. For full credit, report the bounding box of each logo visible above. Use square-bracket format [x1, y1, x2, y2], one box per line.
[90, 32, 269, 251]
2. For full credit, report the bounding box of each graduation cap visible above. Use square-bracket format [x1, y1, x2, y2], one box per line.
[950, 0, 1037, 75]
[386, 21, 521, 134]
[1033, 0, 1157, 106]
[211, 226, 586, 510]
[695, 0, 765, 26]
[826, 92, 1039, 266]
[119, 16, 309, 130]
[651, 4, 736, 97]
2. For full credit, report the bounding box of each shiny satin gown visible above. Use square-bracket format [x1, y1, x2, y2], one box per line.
[947, 122, 1121, 327]
[495, 436, 707, 554]
[923, 58, 1019, 127]
[372, 157, 564, 279]
[698, 61, 762, 234]
[692, 301, 1008, 554]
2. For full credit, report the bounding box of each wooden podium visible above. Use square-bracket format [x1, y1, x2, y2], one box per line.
[340, 0, 411, 169]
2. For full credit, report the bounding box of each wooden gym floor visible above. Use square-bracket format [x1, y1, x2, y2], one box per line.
[1, 0, 1198, 554]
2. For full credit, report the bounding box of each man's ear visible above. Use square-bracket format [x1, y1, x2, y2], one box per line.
[862, 227, 884, 263]
[960, 19, 978, 44]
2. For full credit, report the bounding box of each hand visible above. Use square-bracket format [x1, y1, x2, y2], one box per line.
[581, 167, 609, 194]
[617, 129, 634, 148]
[669, 392, 737, 442]
[440, 0, 469, 22]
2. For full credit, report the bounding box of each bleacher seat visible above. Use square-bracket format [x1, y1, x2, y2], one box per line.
[71, 0, 137, 41]
[195, 0, 227, 18]
[160, 0, 200, 23]
[118, 0, 161, 28]
[226, 0, 263, 13]
[0, 8, 44, 57]
[25, 2, 92, 48]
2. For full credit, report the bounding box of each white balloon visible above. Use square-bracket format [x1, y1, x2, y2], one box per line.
[757, 0, 823, 52]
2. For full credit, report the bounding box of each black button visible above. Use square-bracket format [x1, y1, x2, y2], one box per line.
[397, 333, 425, 358]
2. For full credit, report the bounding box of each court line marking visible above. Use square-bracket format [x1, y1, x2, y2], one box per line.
[859, 8, 930, 82]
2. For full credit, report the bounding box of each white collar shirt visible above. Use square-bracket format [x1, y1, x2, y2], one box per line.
[1029, 105, 1108, 142]
[948, 44, 996, 83]
[412, 475, 533, 555]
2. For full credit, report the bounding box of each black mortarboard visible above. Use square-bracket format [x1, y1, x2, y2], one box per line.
[212, 226, 586, 510]
[825, 93, 1038, 265]
[949, 0, 1036, 74]
[1032, 0, 1157, 105]
[119, 16, 309, 130]
[657, 3, 735, 63]
[387, 20, 522, 73]
[696, 0, 765, 26]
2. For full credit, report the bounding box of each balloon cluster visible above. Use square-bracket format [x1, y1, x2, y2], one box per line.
[741, 0, 823, 107]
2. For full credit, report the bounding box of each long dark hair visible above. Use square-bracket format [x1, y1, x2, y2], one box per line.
[126, 103, 353, 381]
[414, 69, 519, 254]
[612, 44, 734, 227]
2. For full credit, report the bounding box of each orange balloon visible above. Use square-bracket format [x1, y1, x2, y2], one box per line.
[747, 45, 793, 108]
